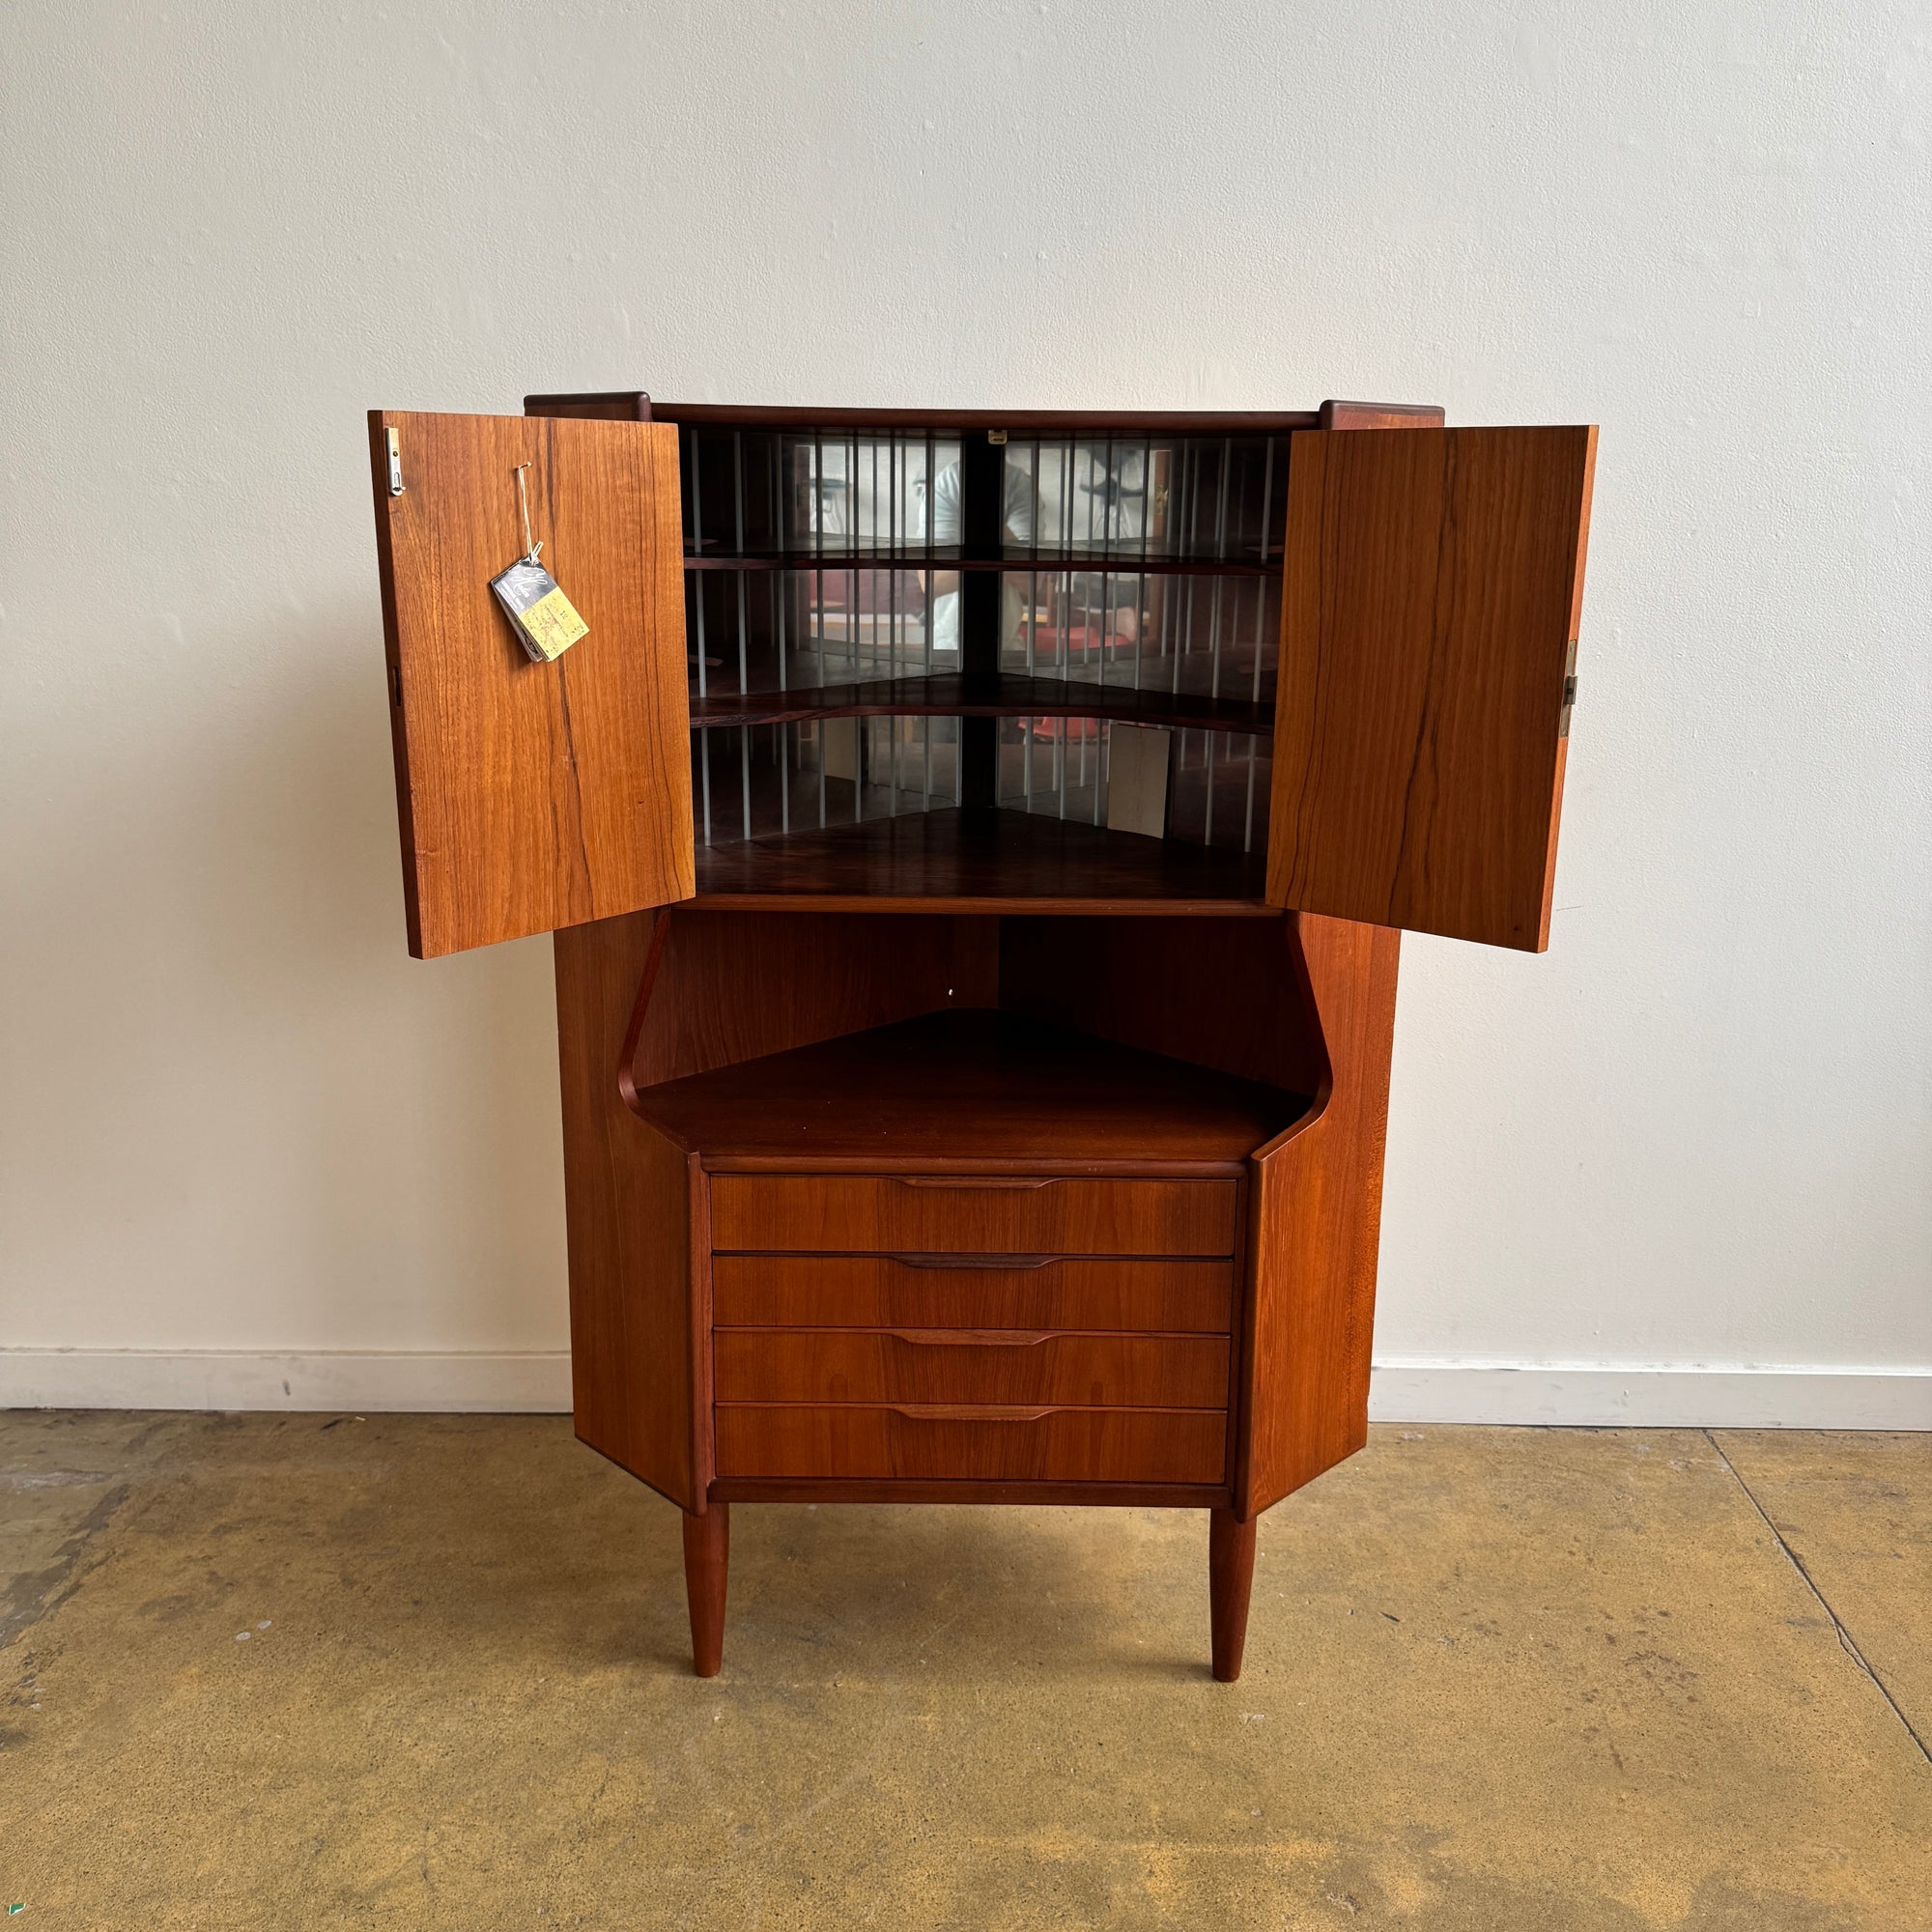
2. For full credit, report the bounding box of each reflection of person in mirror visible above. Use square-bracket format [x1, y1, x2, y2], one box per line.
[921, 457, 1142, 661]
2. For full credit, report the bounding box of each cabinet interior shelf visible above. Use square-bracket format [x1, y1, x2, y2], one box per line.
[683, 550, 1275, 577]
[628, 1009, 1311, 1173]
[690, 808, 1274, 915]
[688, 673, 1274, 739]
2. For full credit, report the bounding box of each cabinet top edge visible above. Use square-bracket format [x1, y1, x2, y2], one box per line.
[524, 392, 1323, 434]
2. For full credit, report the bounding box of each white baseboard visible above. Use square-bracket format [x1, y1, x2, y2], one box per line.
[0, 1349, 573, 1413]
[1368, 1361, 1932, 1429]
[1, 1350, 1927, 1429]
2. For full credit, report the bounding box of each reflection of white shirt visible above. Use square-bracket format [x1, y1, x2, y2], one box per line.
[926, 462, 1036, 655]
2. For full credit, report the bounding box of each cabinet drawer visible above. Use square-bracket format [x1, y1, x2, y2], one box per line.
[715, 1404, 1227, 1484]
[712, 1255, 1233, 1333]
[714, 1329, 1229, 1408]
[710, 1175, 1237, 1257]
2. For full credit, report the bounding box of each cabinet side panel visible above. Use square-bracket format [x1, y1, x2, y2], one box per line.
[631, 910, 998, 1090]
[1238, 914, 1400, 1516]
[555, 911, 705, 1510]
[998, 915, 1325, 1099]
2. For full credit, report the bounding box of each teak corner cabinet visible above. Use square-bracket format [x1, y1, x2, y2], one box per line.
[367, 391, 1597, 1681]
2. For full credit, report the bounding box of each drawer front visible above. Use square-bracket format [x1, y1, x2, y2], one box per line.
[712, 1255, 1234, 1333]
[714, 1329, 1230, 1408]
[710, 1175, 1237, 1257]
[715, 1404, 1227, 1484]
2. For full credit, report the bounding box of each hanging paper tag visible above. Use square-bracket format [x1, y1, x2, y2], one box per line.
[491, 558, 588, 664]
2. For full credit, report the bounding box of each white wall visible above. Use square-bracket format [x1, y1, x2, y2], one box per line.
[4, 0, 1927, 1424]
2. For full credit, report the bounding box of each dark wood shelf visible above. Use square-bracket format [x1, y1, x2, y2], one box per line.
[683, 550, 1275, 577]
[689, 673, 1274, 739]
[628, 1009, 1311, 1173]
[690, 808, 1274, 915]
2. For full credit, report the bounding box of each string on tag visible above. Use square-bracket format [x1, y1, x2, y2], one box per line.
[513, 463, 543, 564]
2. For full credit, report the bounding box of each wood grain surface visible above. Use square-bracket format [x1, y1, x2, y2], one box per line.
[1208, 1505, 1258, 1681]
[626, 908, 995, 1093]
[706, 1477, 1231, 1508]
[528, 394, 1321, 435]
[632, 1009, 1303, 1175]
[690, 809, 1273, 916]
[712, 1328, 1230, 1407]
[998, 914, 1326, 1099]
[524, 392, 654, 422]
[370, 411, 694, 957]
[1317, 400, 1447, 431]
[680, 1502, 728, 1677]
[553, 911, 709, 1511]
[1237, 912, 1402, 1517]
[1267, 425, 1597, 950]
[714, 1404, 1228, 1483]
[711, 1254, 1234, 1332]
[712, 1167, 1238, 1253]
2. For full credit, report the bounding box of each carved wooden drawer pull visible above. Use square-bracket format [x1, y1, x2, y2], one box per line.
[885, 1404, 1061, 1422]
[898, 1177, 1058, 1191]
[878, 1328, 1057, 1349]
[889, 1252, 1059, 1271]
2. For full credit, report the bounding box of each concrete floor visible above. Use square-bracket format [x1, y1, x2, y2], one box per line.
[2, 1415, 1927, 1930]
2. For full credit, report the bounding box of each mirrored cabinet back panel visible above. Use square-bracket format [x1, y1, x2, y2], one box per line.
[686, 566, 1279, 705]
[669, 411, 1291, 888]
[691, 713, 1269, 855]
[678, 423, 1289, 565]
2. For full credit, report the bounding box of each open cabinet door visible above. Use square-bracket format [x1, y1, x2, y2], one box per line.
[370, 411, 694, 958]
[1267, 426, 1597, 951]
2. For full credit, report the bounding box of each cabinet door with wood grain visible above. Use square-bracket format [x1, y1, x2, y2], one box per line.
[1267, 426, 1597, 952]
[369, 411, 695, 958]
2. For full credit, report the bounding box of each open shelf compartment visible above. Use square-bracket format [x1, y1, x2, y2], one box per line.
[675, 414, 1289, 918]
[628, 1008, 1312, 1172]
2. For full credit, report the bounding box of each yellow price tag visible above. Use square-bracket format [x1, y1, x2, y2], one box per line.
[490, 559, 589, 665]
[518, 584, 589, 662]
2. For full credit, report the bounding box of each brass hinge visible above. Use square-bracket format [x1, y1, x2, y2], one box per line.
[1559, 641, 1578, 738]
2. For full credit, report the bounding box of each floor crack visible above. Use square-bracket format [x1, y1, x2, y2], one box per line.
[1703, 1429, 1930, 1769]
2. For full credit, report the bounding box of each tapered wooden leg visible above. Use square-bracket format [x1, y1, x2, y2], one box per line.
[681, 1502, 729, 1677]
[1209, 1506, 1257, 1683]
